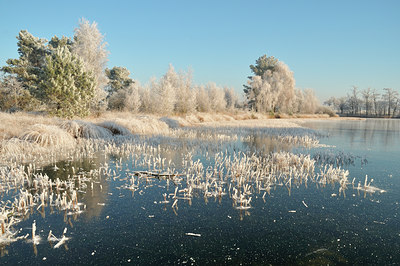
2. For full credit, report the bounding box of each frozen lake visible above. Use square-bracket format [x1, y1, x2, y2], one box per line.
[1, 119, 399, 265]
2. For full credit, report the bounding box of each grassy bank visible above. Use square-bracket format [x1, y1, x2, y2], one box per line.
[0, 111, 337, 166]
[0, 111, 335, 141]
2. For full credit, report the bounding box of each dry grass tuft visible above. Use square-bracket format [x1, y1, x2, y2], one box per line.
[19, 124, 76, 147]
[159, 117, 181, 129]
[101, 117, 171, 135]
[0, 112, 59, 140]
[97, 121, 132, 136]
[59, 120, 82, 138]
[60, 120, 112, 139]
[0, 138, 38, 155]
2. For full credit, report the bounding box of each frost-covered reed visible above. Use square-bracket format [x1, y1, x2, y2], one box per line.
[112, 141, 380, 215]
[0, 159, 107, 246]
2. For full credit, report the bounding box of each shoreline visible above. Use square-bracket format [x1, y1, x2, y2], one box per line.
[0, 111, 334, 165]
[0, 111, 367, 143]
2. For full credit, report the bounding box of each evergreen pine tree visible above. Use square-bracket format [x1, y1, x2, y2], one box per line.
[105, 66, 134, 93]
[40, 47, 95, 118]
[1, 30, 48, 97]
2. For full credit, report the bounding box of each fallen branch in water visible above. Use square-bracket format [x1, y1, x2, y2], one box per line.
[133, 171, 182, 178]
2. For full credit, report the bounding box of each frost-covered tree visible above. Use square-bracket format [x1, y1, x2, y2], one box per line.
[195, 85, 211, 112]
[106, 66, 138, 112]
[244, 55, 295, 113]
[174, 68, 196, 114]
[151, 70, 176, 114]
[148, 64, 197, 115]
[244, 55, 278, 110]
[300, 89, 319, 114]
[290, 88, 319, 114]
[105, 66, 134, 93]
[248, 55, 278, 77]
[72, 18, 108, 110]
[1, 30, 48, 95]
[0, 74, 40, 111]
[163, 64, 180, 88]
[123, 83, 141, 113]
[292, 88, 304, 113]
[157, 64, 178, 114]
[139, 84, 153, 113]
[40, 47, 95, 118]
[108, 82, 141, 112]
[2, 21, 110, 116]
[246, 75, 275, 113]
[224, 87, 239, 110]
[48, 35, 73, 51]
[207, 82, 226, 112]
[272, 62, 296, 113]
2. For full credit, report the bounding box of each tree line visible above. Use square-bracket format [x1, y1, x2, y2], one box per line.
[0, 18, 332, 118]
[324, 86, 400, 118]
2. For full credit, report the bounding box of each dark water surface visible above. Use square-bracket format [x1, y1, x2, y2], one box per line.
[1, 119, 399, 265]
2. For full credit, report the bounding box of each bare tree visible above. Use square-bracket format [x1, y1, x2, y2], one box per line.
[361, 88, 372, 117]
[347, 86, 360, 115]
[336, 97, 348, 115]
[392, 98, 399, 117]
[383, 88, 399, 117]
[371, 89, 380, 116]
[323, 97, 338, 111]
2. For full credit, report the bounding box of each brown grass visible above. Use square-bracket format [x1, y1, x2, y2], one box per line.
[19, 124, 76, 147]
[0, 110, 340, 144]
[0, 112, 60, 140]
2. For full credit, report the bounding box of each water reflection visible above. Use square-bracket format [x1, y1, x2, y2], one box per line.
[41, 156, 110, 220]
[243, 134, 292, 154]
[303, 119, 400, 150]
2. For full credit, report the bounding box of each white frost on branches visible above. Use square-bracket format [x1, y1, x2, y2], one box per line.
[72, 18, 109, 110]
[247, 61, 295, 113]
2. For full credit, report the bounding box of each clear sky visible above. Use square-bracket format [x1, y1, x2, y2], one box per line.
[0, 0, 399, 101]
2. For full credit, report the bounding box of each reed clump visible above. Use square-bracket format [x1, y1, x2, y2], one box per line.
[19, 124, 76, 147]
[59, 120, 112, 139]
[96, 121, 132, 136]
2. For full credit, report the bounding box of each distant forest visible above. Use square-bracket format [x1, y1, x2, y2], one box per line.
[324, 86, 400, 118]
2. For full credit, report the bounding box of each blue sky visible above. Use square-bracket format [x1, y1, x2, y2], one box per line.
[0, 0, 399, 101]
